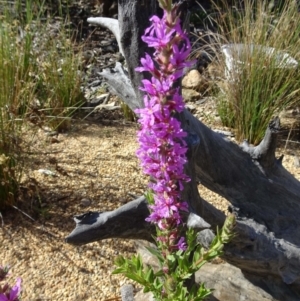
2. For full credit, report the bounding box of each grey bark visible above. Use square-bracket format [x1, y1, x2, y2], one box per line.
[66, 0, 300, 299]
[66, 196, 214, 245]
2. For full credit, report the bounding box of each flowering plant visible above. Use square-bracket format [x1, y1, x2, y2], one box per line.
[0, 265, 22, 301]
[114, 0, 235, 300]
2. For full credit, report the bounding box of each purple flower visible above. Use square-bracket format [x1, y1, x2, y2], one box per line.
[170, 41, 194, 70]
[136, 96, 163, 126]
[0, 278, 21, 301]
[136, 5, 193, 251]
[140, 77, 173, 97]
[142, 15, 175, 49]
[135, 53, 157, 74]
[176, 237, 187, 251]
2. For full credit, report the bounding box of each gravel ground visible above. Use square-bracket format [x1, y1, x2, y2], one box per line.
[1, 118, 300, 301]
[1, 1, 300, 300]
[1, 122, 146, 301]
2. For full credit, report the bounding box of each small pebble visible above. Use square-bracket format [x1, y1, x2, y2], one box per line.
[294, 156, 300, 168]
[80, 198, 92, 207]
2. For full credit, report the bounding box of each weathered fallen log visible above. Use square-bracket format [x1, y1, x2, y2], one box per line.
[66, 196, 215, 246]
[66, 0, 300, 299]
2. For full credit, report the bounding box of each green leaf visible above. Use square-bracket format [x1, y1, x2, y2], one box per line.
[143, 286, 150, 293]
[180, 255, 189, 272]
[167, 254, 176, 263]
[220, 214, 236, 243]
[154, 277, 164, 290]
[145, 267, 154, 282]
[164, 276, 177, 294]
[146, 246, 164, 263]
[181, 273, 193, 280]
[144, 190, 155, 205]
[177, 255, 184, 270]
[186, 228, 197, 251]
[114, 255, 126, 266]
[136, 255, 142, 271]
[178, 285, 188, 300]
[175, 249, 184, 257]
[124, 272, 149, 286]
[205, 249, 220, 261]
[193, 249, 201, 263]
[112, 268, 124, 275]
[194, 283, 212, 300]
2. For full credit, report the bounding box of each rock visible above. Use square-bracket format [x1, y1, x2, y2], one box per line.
[37, 169, 56, 177]
[182, 69, 203, 88]
[121, 284, 134, 301]
[134, 240, 294, 301]
[134, 241, 160, 270]
[80, 198, 91, 207]
[185, 103, 196, 112]
[182, 69, 209, 94]
[134, 262, 289, 301]
[49, 137, 60, 144]
[195, 263, 288, 301]
[196, 229, 215, 249]
[187, 212, 211, 229]
[182, 88, 201, 102]
[45, 131, 58, 137]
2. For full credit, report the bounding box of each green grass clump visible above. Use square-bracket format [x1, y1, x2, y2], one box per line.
[208, 0, 300, 144]
[0, 3, 37, 209]
[0, 0, 85, 209]
[120, 101, 136, 122]
[0, 153, 18, 208]
[34, 29, 85, 131]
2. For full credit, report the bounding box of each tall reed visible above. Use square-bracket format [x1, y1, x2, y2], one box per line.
[207, 0, 300, 144]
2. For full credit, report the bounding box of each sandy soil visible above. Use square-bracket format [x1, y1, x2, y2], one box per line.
[1, 1, 300, 300]
[1, 114, 299, 301]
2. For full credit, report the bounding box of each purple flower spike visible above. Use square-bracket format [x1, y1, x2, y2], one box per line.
[0, 277, 21, 301]
[136, 5, 193, 251]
